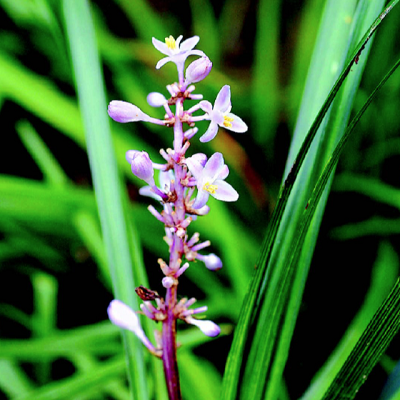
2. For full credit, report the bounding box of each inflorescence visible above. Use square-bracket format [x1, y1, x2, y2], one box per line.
[106, 34, 247, 356]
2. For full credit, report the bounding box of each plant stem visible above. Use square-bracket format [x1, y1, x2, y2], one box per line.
[162, 284, 182, 400]
[160, 94, 186, 400]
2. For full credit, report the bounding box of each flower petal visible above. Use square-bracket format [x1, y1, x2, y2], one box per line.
[190, 153, 208, 167]
[159, 170, 173, 192]
[139, 186, 162, 201]
[186, 49, 206, 58]
[185, 155, 205, 180]
[193, 189, 210, 209]
[199, 121, 219, 143]
[155, 56, 172, 69]
[214, 85, 231, 113]
[215, 164, 229, 181]
[199, 100, 213, 115]
[152, 37, 170, 55]
[211, 180, 239, 202]
[225, 113, 248, 133]
[179, 35, 199, 52]
[203, 152, 224, 179]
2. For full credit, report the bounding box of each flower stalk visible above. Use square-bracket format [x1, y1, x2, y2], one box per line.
[106, 35, 247, 399]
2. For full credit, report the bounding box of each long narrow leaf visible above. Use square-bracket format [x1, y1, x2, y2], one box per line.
[321, 279, 400, 400]
[62, 1, 148, 398]
[221, 2, 399, 398]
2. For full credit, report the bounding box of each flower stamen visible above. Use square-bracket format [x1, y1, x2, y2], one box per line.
[203, 182, 218, 194]
[165, 35, 177, 50]
[223, 115, 234, 128]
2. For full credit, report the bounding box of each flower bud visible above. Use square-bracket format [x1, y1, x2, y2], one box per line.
[108, 101, 151, 123]
[130, 151, 155, 185]
[108, 300, 156, 352]
[185, 57, 212, 84]
[186, 317, 221, 337]
[108, 299, 141, 332]
[147, 92, 168, 107]
[126, 150, 140, 164]
[198, 253, 223, 270]
[162, 277, 175, 288]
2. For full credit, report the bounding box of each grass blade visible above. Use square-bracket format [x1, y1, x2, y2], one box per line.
[63, 1, 148, 398]
[321, 279, 400, 400]
[221, 2, 399, 398]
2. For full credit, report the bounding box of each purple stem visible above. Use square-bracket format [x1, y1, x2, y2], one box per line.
[162, 284, 182, 400]
[161, 93, 187, 400]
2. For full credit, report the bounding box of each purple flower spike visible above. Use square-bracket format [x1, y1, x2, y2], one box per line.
[186, 152, 238, 209]
[128, 151, 155, 186]
[108, 100, 152, 123]
[186, 317, 221, 337]
[107, 300, 156, 352]
[199, 85, 248, 142]
[152, 35, 204, 70]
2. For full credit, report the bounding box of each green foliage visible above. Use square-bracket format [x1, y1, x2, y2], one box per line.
[1, 0, 400, 399]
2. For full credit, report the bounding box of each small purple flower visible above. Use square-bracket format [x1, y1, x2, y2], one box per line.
[108, 101, 152, 123]
[186, 316, 221, 337]
[152, 35, 204, 70]
[185, 152, 238, 209]
[107, 300, 156, 352]
[199, 85, 248, 142]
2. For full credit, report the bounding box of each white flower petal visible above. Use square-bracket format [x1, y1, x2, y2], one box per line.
[225, 113, 248, 133]
[185, 156, 205, 180]
[179, 35, 199, 52]
[152, 37, 170, 55]
[211, 180, 238, 202]
[199, 121, 219, 143]
[203, 152, 224, 178]
[193, 189, 210, 209]
[156, 56, 172, 69]
[214, 85, 231, 113]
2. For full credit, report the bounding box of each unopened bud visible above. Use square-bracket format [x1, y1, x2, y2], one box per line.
[186, 317, 221, 337]
[126, 150, 140, 163]
[130, 151, 155, 185]
[147, 92, 168, 107]
[197, 253, 223, 270]
[107, 300, 156, 352]
[185, 57, 212, 84]
[108, 100, 151, 123]
[162, 277, 175, 288]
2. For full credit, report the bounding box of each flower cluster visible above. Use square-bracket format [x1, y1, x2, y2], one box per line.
[107, 35, 247, 356]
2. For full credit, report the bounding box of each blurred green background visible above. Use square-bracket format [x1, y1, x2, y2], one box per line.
[1, 0, 400, 399]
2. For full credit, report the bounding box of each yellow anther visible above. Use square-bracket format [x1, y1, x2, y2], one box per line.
[203, 182, 218, 194]
[165, 35, 177, 50]
[223, 115, 234, 128]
